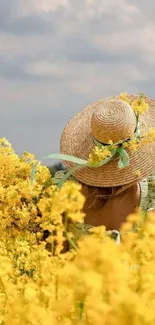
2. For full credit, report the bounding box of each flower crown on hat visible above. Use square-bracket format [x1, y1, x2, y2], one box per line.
[31, 92, 155, 188]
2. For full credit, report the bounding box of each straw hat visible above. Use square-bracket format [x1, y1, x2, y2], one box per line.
[60, 94, 155, 187]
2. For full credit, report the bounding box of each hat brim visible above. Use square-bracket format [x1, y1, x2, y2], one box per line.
[60, 95, 155, 187]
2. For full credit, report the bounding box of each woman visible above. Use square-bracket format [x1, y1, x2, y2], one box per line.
[54, 93, 155, 242]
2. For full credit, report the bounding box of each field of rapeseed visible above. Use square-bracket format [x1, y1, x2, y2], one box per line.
[1, 137, 155, 324]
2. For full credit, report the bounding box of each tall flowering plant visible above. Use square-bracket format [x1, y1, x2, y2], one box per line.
[0, 139, 155, 324]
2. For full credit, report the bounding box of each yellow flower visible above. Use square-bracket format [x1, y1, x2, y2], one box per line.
[140, 127, 155, 147]
[148, 127, 155, 141]
[119, 92, 131, 105]
[132, 97, 148, 115]
[122, 142, 128, 149]
[128, 139, 140, 151]
[2, 137, 155, 325]
[135, 170, 141, 177]
[0, 138, 12, 147]
[89, 146, 112, 164]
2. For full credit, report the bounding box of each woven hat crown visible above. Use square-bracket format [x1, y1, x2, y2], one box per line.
[91, 100, 136, 144]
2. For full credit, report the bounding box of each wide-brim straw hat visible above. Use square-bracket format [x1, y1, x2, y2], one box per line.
[60, 94, 155, 187]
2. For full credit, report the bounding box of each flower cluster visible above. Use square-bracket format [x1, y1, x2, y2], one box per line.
[1, 139, 155, 324]
[0, 138, 85, 251]
[88, 92, 155, 167]
[120, 92, 149, 115]
[88, 146, 113, 165]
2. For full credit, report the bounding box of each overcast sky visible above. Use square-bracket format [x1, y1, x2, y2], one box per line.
[1, 0, 155, 163]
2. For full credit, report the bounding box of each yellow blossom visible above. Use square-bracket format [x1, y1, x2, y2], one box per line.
[1, 138, 155, 324]
[128, 138, 141, 151]
[119, 92, 131, 105]
[89, 146, 112, 164]
[122, 142, 128, 149]
[132, 97, 149, 115]
[135, 170, 141, 177]
[148, 127, 155, 141]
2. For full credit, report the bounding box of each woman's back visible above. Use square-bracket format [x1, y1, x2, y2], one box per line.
[82, 182, 140, 230]
[66, 175, 155, 242]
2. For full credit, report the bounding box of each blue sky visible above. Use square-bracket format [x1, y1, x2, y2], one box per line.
[1, 0, 155, 162]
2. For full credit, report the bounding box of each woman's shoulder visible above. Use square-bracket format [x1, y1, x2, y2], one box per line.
[147, 173, 155, 210]
[140, 173, 155, 211]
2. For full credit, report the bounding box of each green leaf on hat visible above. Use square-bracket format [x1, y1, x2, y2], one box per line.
[31, 148, 118, 189]
[118, 148, 129, 169]
[42, 153, 87, 165]
[93, 138, 104, 149]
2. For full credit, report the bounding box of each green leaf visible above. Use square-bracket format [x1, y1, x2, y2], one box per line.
[52, 171, 66, 185]
[93, 138, 104, 149]
[138, 92, 146, 99]
[57, 163, 86, 188]
[134, 122, 140, 138]
[42, 148, 118, 188]
[117, 148, 129, 169]
[42, 153, 87, 165]
[31, 162, 39, 185]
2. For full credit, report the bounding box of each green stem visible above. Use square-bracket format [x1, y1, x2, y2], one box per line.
[79, 300, 85, 320]
[65, 232, 78, 250]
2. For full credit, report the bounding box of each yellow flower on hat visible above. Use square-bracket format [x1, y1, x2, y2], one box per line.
[127, 139, 140, 152]
[132, 97, 148, 115]
[140, 127, 155, 146]
[89, 146, 112, 165]
[122, 142, 128, 149]
[135, 170, 141, 177]
[119, 92, 131, 105]
[148, 128, 155, 141]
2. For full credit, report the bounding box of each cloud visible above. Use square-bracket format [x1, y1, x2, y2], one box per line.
[1, 0, 155, 158]
[0, 55, 45, 81]
[26, 60, 75, 78]
[0, 12, 55, 36]
[0, 0, 64, 35]
[18, 0, 70, 15]
[84, 0, 140, 17]
[129, 0, 155, 20]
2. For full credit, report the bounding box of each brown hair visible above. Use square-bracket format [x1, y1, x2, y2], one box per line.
[80, 182, 133, 210]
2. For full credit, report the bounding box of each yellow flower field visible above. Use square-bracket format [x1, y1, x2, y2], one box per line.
[0, 138, 155, 324]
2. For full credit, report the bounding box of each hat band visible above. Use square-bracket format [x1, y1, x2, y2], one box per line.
[92, 120, 140, 148]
